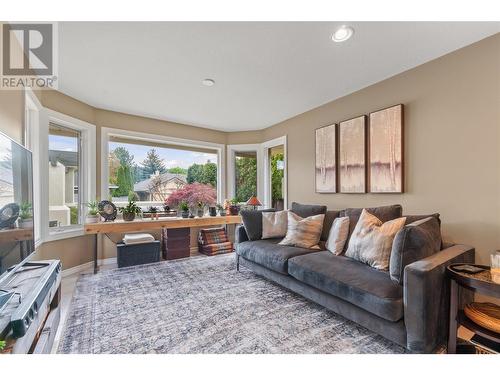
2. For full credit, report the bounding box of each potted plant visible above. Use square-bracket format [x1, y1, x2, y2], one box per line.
[179, 201, 189, 218]
[229, 198, 240, 216]
[85, 201, 100, 223]
[216, 203, 225, 216]
[119, 194, 141, 222]
[18, 202, 33, 228]
[196, 201, 205, 218]
[148, 206, 159, 220]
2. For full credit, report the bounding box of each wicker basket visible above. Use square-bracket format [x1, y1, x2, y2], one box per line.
[464, 302, 500, 334]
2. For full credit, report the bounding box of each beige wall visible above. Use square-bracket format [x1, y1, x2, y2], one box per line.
[263, 33, 500, 267]
[0, 33, 498, 271]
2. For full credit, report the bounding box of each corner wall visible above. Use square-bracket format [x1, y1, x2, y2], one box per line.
[262, 33, 500, 266]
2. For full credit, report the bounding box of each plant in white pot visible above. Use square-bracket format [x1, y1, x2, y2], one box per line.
[85, 201, 100, 223]
[18, 202, 33, 228]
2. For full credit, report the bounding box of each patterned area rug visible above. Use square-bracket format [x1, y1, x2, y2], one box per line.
[58, 254, 407, 354]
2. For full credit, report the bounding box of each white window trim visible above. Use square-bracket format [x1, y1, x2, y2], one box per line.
[262, 136, 287, 210]
[226, 144, 263, 203]
[100, 127, 226, 203]
[25, 89, 96, 244]
[24, 89, 43, 247]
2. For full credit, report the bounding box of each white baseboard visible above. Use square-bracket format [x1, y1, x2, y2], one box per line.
[61, 261, 93, 278]
[61, 257, 117, 278]
[98, 257, 117, 266]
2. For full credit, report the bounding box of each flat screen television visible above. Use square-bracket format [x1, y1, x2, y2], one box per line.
[0, 131, 35, 279]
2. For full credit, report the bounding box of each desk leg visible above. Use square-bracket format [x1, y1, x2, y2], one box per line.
[448, 279, 459, 354]
[93, 233, 100, 274]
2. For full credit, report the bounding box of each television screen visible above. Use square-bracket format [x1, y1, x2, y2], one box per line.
[0, 132, 34, 276]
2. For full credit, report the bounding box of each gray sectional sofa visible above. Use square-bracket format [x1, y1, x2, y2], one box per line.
[235, 203, 475, 353]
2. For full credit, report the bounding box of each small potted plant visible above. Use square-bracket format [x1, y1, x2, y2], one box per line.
[148, 206, 159, 220]
[85, 201, 100, 223]
[179, 201, 190, 218]
[216, 203, 225, 216]
[18, 202, 33, 228]
[229, 198, 240, 216]
[196, 201, 205, 218]
[119, 194, 141, 222]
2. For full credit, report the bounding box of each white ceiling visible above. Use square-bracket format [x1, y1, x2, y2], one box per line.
[57, 22, 500, 132]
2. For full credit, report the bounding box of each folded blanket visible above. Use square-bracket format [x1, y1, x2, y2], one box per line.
[123, 233, 155, 245]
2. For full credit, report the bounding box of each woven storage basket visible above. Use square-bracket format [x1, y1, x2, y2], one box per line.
[464, 302, 500, 334]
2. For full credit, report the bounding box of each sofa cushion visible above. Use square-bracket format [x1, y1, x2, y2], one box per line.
[404, 213, 441, 226]
[279, 212, 325, 248]
[240, 209, 275, 241]
[321, 210, 342, 242]
[236, 238, 320, 274]
[345, 210, 406, 270]
[291, 202, 327, 218]
[262, 211, 288, 239]
[288, 251, 404, 322]
[390, 217, 442, 285]
[342, 204, 403, 249]
[325, 217, 350, 255]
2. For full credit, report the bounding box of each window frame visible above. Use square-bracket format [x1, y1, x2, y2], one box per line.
[262, 136, 287, 210]
[101, 127, 226, 204]
[25, 88, 96, 243]
[226, 144, 263, 204]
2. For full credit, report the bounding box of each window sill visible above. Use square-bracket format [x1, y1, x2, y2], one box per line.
[45, 226, 86, 243]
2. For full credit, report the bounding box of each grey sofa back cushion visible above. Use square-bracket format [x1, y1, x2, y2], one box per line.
[342, 204, 403, 249]
[291, 202, 330, 240]
[240, 209, 276, 241]
[321, 210, 342, 242]
[404, 213, 441, 227]
[390, 217, 442, 284]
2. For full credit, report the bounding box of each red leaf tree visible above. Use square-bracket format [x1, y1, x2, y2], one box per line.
[165, 183, 217, 208]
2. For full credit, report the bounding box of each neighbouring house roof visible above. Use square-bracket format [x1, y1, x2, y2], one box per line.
[49, 150, 78, 168]
[133, 173, 187, 192]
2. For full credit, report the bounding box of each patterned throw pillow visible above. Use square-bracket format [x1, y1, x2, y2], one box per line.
[262, 211, 288, 239]
[345, 209, 406, 270]
[279, 211, 325, 248]
[325, 217, 350, 255]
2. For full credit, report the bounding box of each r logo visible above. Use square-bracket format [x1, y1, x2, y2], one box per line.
[2, 23, 53, 76]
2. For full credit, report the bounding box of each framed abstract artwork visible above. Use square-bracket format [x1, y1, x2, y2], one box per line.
[339, 115, 366, 193]
[315, 123, 337, 193]
[368, 104, 404, 193]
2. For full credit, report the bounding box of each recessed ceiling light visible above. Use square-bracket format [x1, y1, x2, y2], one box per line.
[202, 79, 215, 87]
[332, 26, 354, 43]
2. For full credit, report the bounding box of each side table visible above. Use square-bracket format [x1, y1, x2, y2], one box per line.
[447, 264, 500, 353]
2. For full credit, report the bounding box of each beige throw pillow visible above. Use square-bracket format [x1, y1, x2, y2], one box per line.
[279, 211, 324, 248]
[262, 211, 288, 239]
[325, 217, 350, 255]
[345, 209, 406, 270]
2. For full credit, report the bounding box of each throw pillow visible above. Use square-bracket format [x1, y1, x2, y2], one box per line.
[342, 204, 403, 250]
[345, 209, 406, 270]
[389, 217, 442, 284]
[325, 217, 350, 255]
[279, 211, 325, 248]
[240, 209, 276, 241]
[262, 211, 288, 239]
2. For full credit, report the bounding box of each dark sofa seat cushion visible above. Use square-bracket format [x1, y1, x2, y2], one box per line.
[288, 251, 403, 322]
[236, 238, 320, 274]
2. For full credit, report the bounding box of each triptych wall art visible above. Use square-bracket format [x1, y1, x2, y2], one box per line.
[315, 104, 403, 194]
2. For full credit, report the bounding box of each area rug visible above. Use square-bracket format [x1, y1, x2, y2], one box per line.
[58, 254, 407, 354]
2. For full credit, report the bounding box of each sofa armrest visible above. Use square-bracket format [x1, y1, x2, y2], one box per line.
[404, 244, 475, 353]
[235, 224, 249, 244]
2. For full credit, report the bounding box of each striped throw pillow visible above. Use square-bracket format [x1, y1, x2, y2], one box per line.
[279, 211, 325, 248]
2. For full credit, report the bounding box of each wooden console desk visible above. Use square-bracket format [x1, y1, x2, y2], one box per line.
[84, 215, 242, 273]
